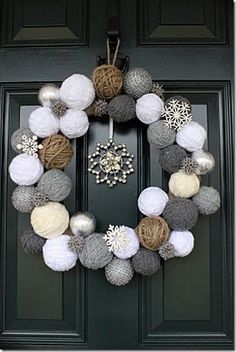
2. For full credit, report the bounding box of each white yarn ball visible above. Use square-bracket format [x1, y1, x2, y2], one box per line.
[136, 93, 164, 124]
[9, 154, 44, 186]
[176, 121, 207, 152]
[113, 226, 140, 259]
[29, 107, 59, 138]
[59, 109, 89, 139]
[169, 230, 194, 257]
[60, 74, 95, 110]
[138, 187, 169, 216]
[169, 171, 200, 198]
[43, 235, 78, 271]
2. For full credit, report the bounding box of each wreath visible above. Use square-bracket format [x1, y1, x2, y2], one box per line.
[9, 40, 220, 286]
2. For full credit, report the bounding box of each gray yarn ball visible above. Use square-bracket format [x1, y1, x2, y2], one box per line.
[159, 145, 187, 174]
[165, 95, 192, 111]
[11, 128, 34, 153]
[163, 198, 199, 230]
[124, 68, 152, 99]
[147, 120, 176, 148]
[21, 228, 46, 254]
[37, 169, 72, 202]
[78, 233, 113, 270]
[192, 186, 221, 215]
[132, 248, 161, 276]
[107, 95, 136, 123]
[105, 258, 134, 286]
[11, 186, 36, 213]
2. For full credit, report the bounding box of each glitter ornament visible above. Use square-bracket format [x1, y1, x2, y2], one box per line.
[169, 230, 194, 257]
[32, 190, 49, 207]
[151, 82, 164, 100]
[70, 211, 96, 236]
[38, 84, 60, 107]
[191, 149, 215, 175]
[29, 107, 60, 138]
[68, 235, 85, 252]
[180, 157, 198, 174]
[136, 93, 164, 125]
[159, 241, 175, 260]
[60, 74, 95, 110]
[11, 128, 34, 154]
[16, 134, 43, 158]
[124, 68, 152, 99]
[59, 109, 89, 139]
[162, 97, 192, 131]
[176, 121, 207, 152]
[11, 186, 36, 213]
[138, 187, 169, 216]
[94, 99, 108, 117]
[105, 258, 134, 286]
[51, 99, 67, 118]
[9, 154, 44, 186]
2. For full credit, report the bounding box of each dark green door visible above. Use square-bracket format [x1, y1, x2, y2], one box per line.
[0, 0, 234, 349]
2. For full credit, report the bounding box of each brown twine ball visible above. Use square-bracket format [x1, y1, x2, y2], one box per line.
[39, 134, 73, 169]
[136, 216, 170, 251]
[92, 64, 123, 100]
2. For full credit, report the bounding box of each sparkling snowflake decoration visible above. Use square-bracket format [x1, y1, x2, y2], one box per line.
[162, 99, 192, 131]
[103, 225, 128, 252]
[88, 138, 134, 188]
[17, 135, 43, 158]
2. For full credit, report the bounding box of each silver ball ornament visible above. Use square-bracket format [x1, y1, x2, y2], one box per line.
[38, 84, 60, 107]
[70, 211, 96, 237]
[192, 149, 215, 175]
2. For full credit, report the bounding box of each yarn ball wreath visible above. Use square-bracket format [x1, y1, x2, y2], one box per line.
[39, 134, 73, 169]
[8, 64, 221, 286]
[37, 169, 72, 202]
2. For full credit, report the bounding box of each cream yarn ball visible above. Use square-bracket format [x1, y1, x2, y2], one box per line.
[113, 226, 140, 259]
[31, 202, 69, 239]
[43, 235, 78, 271]
[9, 154, 44, 186]
[60, 74, 95, 110]
[176, 121, 207, 152]
[138, 187, 169, 216]
[169, 230, 194, 257]
[29, 107, 59, 138]
[59, 109, 89, 139]
[136, 93, 164, 124]
[169, 171, 200, 198]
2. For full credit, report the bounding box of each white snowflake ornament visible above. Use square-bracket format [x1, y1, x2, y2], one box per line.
[162, 98, 192, 131]
[103, 225, 128, 252]
[17, 134, 43, 158]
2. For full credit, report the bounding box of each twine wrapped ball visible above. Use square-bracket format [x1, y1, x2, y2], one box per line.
[176, 121, 207, 152]
[132, 248, 161, 276]
[60, 74, 95, 110]
[163, 198, 199, 230]
[159, 145, 187, 174]
[136, 93, 164, 124]
[124, 68, 152, 99]
[31, 202, 69, 239]
[29, 107, 59, 138]
[113, 226, 140, 259]
[59, 109, 89, 139]
[138, 187, 169, 216]
[11, 186, 35, 213]
[70, 211, 96, 236]
[38, 134, 73, 169]
[21, 228, 46, 254]
[37, 169, 72, 202]
[9, 154, 44, 186]
[169, 171, 200, 198]
[136, 216, 169, 250]
[92, 64, 123, 100]
[11, 128, 34, 153]
[105, 258, 134, 286]
[38, 84, 60, 107]
[169, 230, 194, 257]
[192, 186, 221, 215]
[107, 95, 136, 123]
[147, 120, 176, 148]
[43, 235, 78, 271]
[78, 233, 113, 270]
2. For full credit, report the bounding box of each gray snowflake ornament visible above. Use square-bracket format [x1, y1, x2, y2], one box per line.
[162, 98, 192, 131]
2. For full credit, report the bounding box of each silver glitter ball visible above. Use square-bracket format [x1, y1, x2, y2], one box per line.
[70, 211, 96, 237]
[192, 149, 215, 175]
[38, 84, 60, 107]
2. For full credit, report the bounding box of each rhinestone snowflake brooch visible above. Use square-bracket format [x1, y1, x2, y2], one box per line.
[162, 98, 192, 130]
[17, 135, 43, 158]
[103, 225, 128, 252]
[88, 138, 134, 188]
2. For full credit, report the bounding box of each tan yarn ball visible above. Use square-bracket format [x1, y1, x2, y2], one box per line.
[31, 202, 69, 239]
[136, 216, 170, 251]
[92, 65, 123, 100]
[169, 171, 200, 198]
[39, 134, 73, 169]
